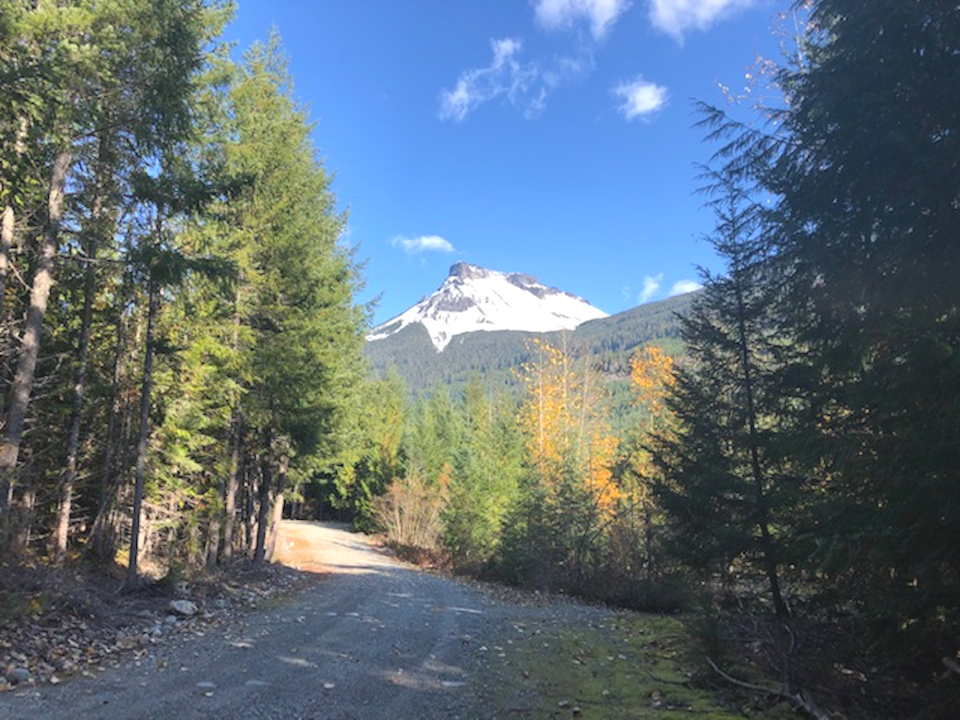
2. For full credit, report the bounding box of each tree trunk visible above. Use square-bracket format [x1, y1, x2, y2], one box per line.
[127, 277, 159, 584]
[243, 460, 255, 556]
[0, 204, 14, 311]
[221, 415, 242, 563]
[643, 502, 655, 578]
[205, 478, 222, 570]
[53, 196, 103, 559]
[0, 201, 17, 435]
[733, 274, 789, 620]
[253, 445, 273, 565]
[88, 300, 128, 560]
[0, 149, 71, 521]
[264, 455, 288, 562]
[0, 118, 28, 314]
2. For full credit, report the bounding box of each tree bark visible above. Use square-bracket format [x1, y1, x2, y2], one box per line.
[53, 193, 104, 559]
[205, 476, 223, 570]
[220, 415, 242, 563]
[264, 454, 288, 562]
[0, 118, 28, 314]
[253, 446, 273, 565]
[127, 275, 159, 584]
[88, 296, 128, 560]
[0, 149, 71, 521]
[243, 460, 255, 556]
[0, 205, 14, 310]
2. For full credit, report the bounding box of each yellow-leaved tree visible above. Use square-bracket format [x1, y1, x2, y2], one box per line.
[617, 344, 676, 578]
[506, 338, 619, 590]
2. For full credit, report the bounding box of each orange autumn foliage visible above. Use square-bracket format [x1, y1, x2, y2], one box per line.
[629, 345, 677, 422]
[518, 339, 621, 514]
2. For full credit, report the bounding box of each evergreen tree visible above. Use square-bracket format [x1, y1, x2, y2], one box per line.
[443, 377, 522, 568]
[653, 177, 801, 619]
[334, 369, 406, 529]
[0, 0, 231, 557]
[767, 0, 960, 632]
[218, 35, 365, 564]
[687, 1, 960, 649]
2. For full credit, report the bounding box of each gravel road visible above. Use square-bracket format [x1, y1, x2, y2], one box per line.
[0, 521, 610, 720]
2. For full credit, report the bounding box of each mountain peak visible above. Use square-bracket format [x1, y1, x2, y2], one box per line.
[448, 261, 489, 280]
[368, 264, 607, 351]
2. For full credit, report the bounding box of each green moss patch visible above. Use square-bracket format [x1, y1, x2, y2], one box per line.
[483, 612, 799, 718]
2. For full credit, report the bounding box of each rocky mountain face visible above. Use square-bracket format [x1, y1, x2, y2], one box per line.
[368, 262, 608, 351]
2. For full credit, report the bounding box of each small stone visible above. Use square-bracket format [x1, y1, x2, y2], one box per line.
[165, 615, 178, 625]
[169, 599, 198, 617]
[116, 634, 138, 650]
[196, 681, 216, 689]
[49, 676, 61, 685]
[7, 667, 31, 685]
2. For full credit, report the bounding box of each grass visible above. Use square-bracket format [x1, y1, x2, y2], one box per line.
[487, 611, 801, 718]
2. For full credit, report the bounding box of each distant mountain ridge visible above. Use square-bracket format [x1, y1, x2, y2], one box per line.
[365, 290, 696, 395]
[368, 262, 608, 351]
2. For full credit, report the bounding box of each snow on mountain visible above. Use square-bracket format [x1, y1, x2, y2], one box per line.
[368, 262, 609, 351]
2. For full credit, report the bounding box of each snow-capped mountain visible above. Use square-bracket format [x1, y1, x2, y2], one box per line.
[368, 262, 609, 352]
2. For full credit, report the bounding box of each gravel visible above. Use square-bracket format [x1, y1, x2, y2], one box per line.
[0, 522, 611, 720]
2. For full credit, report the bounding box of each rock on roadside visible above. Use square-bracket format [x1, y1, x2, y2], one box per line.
[168, 599, 198, 617]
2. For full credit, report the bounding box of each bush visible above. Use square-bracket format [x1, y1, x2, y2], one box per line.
[372, 474, 446, 551]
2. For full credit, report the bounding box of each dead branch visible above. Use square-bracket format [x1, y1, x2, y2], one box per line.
[705, 656, 779, 695]
[943, 656, 960, 677]
[705, 656, 832, 720]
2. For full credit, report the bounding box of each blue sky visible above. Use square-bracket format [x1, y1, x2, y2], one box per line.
[226, 1, 787, 325]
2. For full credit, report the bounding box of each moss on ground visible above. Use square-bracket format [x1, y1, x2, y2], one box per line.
[485, 612, 800, 718]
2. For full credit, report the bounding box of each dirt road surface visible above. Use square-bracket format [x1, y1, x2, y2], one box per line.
[0, 522, 614, 720]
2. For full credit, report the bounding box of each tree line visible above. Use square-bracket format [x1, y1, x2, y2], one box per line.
[337, 341, 680, 612]
[0, 2, 366, 581]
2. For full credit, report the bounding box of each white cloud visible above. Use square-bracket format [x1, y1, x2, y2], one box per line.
[534, 0, 632, 40]
[670, 279, 703, 295]
[439, 37, 586, 121]
[391, 235, 455, 254]
[648, 0, 759, 40]
[613, 77, 668, 120]
[640, 273, 663, 303]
